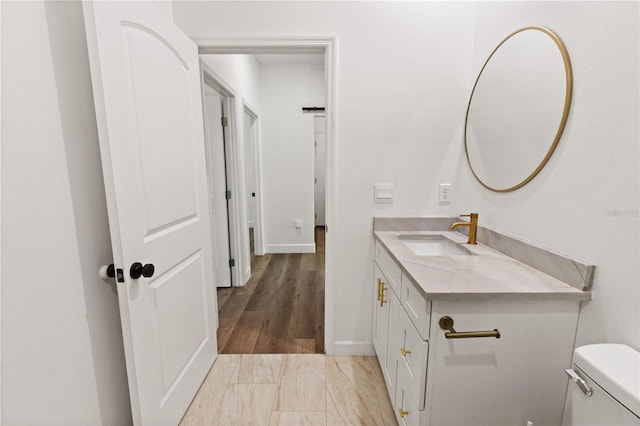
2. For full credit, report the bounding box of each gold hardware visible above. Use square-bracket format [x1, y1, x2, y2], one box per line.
[450, 213, 478, 245]
[376, 278, 382, 301]
[439, 316, 501, 339]
[400, 347, 411, 357]
[379, 285, 387, 307]
[398, 409, 409, 418]
[378, 281, 388, 308]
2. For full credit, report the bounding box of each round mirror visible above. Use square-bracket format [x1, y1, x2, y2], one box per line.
[464, 26, 573, 192]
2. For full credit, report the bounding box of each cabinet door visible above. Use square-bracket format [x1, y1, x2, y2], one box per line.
[372, 265, 389, 364]
[373, 264, 400, 396]
[425, 300, 579, 426]
[375, 241, 401, 296]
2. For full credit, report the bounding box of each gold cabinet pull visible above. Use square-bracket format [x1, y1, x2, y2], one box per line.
[398, 409, 409, 418]
[439, 316, 500, 339]
[400, 347, 411, 357]
[376, 278, 382, 301]
[379, 285, 387, 307]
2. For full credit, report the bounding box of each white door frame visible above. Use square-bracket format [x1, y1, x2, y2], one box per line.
[201, 63, 252, 288]
[313, 114, 326, 227]
[195, 37, 336, 354]
[242, 100, 265, 256]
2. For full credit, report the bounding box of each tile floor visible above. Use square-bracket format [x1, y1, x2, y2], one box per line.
[180, 354, 397, 426]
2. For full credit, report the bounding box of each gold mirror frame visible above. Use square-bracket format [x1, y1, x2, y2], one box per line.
[464, 26, 573, 193]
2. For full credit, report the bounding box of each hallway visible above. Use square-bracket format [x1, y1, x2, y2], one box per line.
[216, 227, 325, 354]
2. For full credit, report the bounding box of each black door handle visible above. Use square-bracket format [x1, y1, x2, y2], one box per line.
[142, 263, 155, 278]
[130, 262, 155, 279]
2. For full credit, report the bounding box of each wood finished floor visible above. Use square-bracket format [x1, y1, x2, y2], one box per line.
[216, 227, 325, 354]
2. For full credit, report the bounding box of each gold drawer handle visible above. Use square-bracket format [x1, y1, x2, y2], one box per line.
[400, 347, 411, 357]
[398, 409, 409, 418]
[376, 278, 388, 307]
[439, 316, 501, 339]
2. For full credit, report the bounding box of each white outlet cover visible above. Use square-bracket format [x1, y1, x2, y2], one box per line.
[439, 183, 452, 203]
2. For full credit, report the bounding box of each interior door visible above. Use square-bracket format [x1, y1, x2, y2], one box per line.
[204, 91, 232, 288]
[314, 116, 327, 226]
[83, 2, 217, 424]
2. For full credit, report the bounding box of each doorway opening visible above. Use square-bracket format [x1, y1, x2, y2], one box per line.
[203, 82, 233, 289]
[201, 64, 254, 290]
[197, 41, 335, 355]
[243, 102, 261, 269]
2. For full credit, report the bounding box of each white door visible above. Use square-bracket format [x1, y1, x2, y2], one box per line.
[244, 111, 257, 229]
[204, 91, 232, 288]
[83, 2, 217, 424]
[314, 116, 326, 226]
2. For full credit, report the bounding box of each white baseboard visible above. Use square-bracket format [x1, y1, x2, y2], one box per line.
[265, 243, 316, 254]
[331, 340, 375, 356]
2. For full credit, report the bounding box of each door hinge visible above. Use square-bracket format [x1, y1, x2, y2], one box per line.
[221, 117, 228, 127]
[229, 258, 236, 268]
[225, 190, 231, 200]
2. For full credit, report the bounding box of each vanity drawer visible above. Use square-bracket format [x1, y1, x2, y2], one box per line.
[395, 358, 421, 426]
[397, 307, 428, 410]
[376, 241, 401, 296]
[401, 272, 432, 340]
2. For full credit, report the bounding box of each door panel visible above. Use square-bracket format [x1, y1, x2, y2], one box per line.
[83, 2, 217, 424]
[123, 24, 198, 232]
[153, 251, 207, 391]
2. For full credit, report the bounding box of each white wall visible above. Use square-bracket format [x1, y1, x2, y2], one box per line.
[1, 1, 130, 424]
[454, 1, 639, 350]
[174, 1, 477, 353]
[260, 62, 324, 252]
[201, 54, 261, 110]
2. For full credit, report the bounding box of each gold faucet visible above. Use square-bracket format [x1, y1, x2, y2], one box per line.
[450, 213, 479, 245]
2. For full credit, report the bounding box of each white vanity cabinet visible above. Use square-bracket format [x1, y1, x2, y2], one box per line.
[373, 241, 581, 426]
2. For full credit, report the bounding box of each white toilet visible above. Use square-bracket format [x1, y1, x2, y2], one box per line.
[564, 344, 640, 425]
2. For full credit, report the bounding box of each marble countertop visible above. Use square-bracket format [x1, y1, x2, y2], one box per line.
[374, 230, 591, 301]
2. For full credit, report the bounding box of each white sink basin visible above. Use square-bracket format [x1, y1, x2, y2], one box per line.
[398, 235, 474, 256]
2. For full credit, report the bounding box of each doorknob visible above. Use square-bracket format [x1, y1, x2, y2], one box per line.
[130, 262, 155, 279]
[142, 263, 155, 278]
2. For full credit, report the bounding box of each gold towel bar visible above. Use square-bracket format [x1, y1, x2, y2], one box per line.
[439, 316, 501, 339]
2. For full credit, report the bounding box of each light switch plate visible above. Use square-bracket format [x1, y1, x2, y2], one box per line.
[374, 183, 394, 204]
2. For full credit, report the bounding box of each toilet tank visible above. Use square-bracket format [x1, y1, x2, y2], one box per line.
[564, 344, 640, 426]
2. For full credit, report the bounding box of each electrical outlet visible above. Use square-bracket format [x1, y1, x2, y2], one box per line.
[439, 183, 452, 203]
